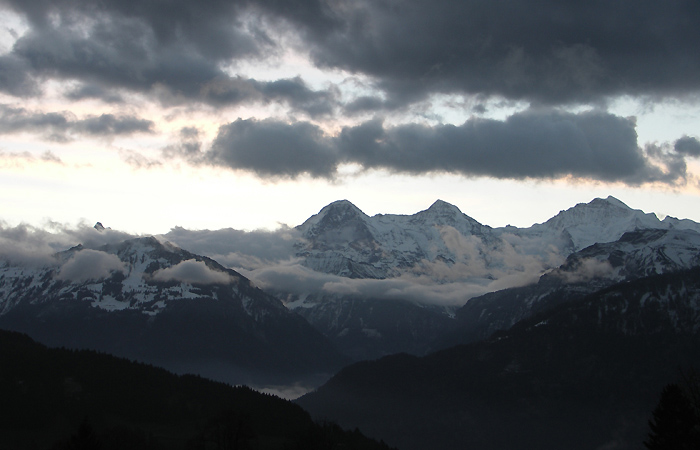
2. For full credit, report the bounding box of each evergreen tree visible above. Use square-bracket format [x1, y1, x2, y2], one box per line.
[644, 384, 700, 450]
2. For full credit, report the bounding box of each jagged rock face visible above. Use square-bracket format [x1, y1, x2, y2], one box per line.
[0, 237, 346, 387]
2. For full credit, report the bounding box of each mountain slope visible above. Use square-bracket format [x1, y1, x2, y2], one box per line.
[445, 228, 700, 346]
[529, 195, 668, 251]
[297, 267, 700, 450]
[223, 197, 700, 361]
[295, 199, 494, 279]
[0, 329, 393, 450]
[0, 236, 347, 387]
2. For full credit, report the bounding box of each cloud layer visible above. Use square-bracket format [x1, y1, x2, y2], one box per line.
[0, 105, 153, 141]
[3, 0, 699, 106]
[0, 221, 135, 266]
[168, 109, 694, 185]
[0, 0, 698, 187]
[314, 0, 700, 106]
[56, 249, 125, 282]
[152, 259, 236, 285]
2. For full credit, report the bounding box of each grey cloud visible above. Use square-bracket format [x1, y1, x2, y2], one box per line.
[0, 54, 39, 96]
[244, 259, 539, 307]
[551, 258, 617, 284]
[253, 77, 337, 117]
[152, 259, 236, 285]
[0, 150, 63, 165]
[4, 0, 700, 109]
[0, 221, 137, 267]
[3, 1, 338, 113]
[0, 105, 153, 139]
[64, 83, 125, 103]
[200, 76, 338, 115]
[119, 149, 162, 169]
[165, 109, 692, 185]
[205, 118, 338, 178]
[74, 114, 153, 135]
[13, 22, 223, 98]
[164, 226, 299, 265]
[161, 127, 203, 161]
[302, 0, 700, 106]
[339, 109, 687, 184]
[642, 143, 688, 185]
[343, 96, 389, 115]
[39, 150, 62, 163]
[56, 249, 125, 282]
[0, 222, 60, 266]
[674, 136, 700, 157]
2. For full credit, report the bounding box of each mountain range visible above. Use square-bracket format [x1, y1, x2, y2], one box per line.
[171, 195, 698, 361]
[0, 236, 347, 388]
[2, 196, 700, 373]
[1, 195, 700, 449]
[297, 266, 700, 450]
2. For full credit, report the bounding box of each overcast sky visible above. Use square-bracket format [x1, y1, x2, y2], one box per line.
[1, 0, 699, 235]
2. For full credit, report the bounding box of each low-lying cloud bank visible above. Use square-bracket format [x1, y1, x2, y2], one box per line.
[0, 221, 136, 267]
[56, 249, 125, 282]
[152, 259, 237, 285]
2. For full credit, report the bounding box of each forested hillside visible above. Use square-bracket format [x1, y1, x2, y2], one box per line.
[0, 330, 392, 450]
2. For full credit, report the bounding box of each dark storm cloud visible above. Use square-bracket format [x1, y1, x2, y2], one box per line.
[0, 0, 338, 113]
[0, 54, 39, 96]
[200, 76, 337, 116]
[181, 109, 690, 185]
[73, 114, 153, 136]
[205, 118, 338, 178]
[338, 110, 665, 183]
[301, 0, 700, 105]
[64, 83, 124, 103]
[4, 0, 698, 108]
[674, 136, 700, 158]
[0, 105, 153, 139]
[343, 96, 390, 115]
[253, 77, 337, 117]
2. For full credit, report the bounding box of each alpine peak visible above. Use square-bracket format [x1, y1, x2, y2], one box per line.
[594, 196, 631, 209]
[425, 199, 463, 215]
[321, 199, 364, 215]
[298, 200, 369, 233]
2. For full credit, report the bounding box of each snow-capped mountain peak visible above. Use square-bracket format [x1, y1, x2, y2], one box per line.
[412, 199, 486, 234]
[536, 196, 665, 251]
[297, 200, 369, 235]
[0, 236, 290, 319]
